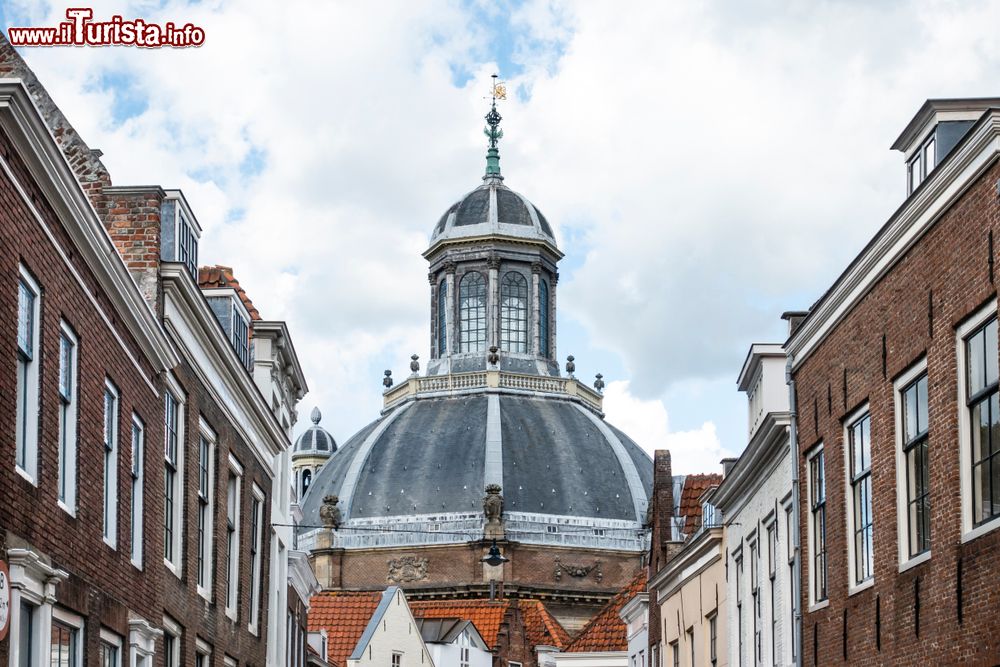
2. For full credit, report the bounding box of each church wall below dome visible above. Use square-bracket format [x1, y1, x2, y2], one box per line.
[309, 538, 644, 629]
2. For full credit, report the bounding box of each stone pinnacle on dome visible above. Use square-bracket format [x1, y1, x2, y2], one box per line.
[483, 73, 506, 181]
[310, 406, 321, 424]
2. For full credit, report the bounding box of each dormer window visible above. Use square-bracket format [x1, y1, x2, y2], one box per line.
[231, 302, 251, 370]
[160, 192, 202, 280]
[907, 135, 936, 195]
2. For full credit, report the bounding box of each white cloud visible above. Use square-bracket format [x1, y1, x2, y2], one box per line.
[8, 0, 1000, 450]
[603, 380, 731, 475]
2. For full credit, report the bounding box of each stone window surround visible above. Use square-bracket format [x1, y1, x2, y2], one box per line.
[6, 547, 69, 667]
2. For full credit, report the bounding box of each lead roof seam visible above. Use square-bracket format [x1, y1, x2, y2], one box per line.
[574, 404, 649, 525]
[338, 402, 413, 518]
[484, 394, 504, 490]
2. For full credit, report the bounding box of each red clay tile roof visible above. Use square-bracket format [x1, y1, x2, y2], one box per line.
[308, 591, 383, 667]
[409, 599, 511, 647]
[198, 264, 261, 321]
[679, 473, 723, 536]
[518, 600, 572, 650]
[565, 571, 647, 653]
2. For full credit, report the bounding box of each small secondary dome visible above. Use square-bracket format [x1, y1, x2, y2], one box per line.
[294, 407, 337, 454]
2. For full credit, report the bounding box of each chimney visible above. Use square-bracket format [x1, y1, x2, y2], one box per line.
[781, 310, 809, 338]
[647, 449, 673, 661]
[721, 457, 738, 478]
[97, 186, 168, 312]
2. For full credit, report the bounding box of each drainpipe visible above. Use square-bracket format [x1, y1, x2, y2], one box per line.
[786, 355, 804, 667]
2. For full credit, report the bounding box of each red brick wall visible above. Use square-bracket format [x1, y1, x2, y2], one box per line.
[793, 158, 1000, 665]
[159, 356, 274, 666]
[94, 188, 165, 312]
[0, 125, 163, 661]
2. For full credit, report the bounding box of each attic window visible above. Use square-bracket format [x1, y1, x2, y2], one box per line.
[231, 303, 251, 370]
[907, 135, 936, 195]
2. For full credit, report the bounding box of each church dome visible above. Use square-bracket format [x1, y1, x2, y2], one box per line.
[430, 182, 557, 248]
[294, 407, 337, 455]
[299, 391, 652, 550]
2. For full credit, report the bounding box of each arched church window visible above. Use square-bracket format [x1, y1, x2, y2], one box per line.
[500, 271, 528, 353]
[437, 281, 448, 356]
[459, 272, 487, 352]
[539, 279, 550, 358]
[302, 468, 312, 496]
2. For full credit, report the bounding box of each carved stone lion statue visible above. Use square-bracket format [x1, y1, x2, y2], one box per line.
[483, 484, 503, 522]
[319, 495, 342, 529]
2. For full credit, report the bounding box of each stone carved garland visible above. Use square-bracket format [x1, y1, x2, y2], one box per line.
[553, 557, 603, 583]
[387, 556, 429, 583]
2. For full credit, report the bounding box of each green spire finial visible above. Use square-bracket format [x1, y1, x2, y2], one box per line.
[484, 74, 505, 180]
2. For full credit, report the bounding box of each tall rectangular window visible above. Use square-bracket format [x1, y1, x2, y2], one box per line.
[785, 505, 796, 664]
[163, 386, 184, 571]
[16, 266, 41, 483]
[103, 381, 120, 547]
[670, 640, 679, 667]
[100, 629, 122, 667]
[901, 371, 930, 557]
[809, 448, 827, 603]
[177, 210, 199, 279]
[197, 424, 215, 598]
[58, 323, 78, 512]
[750, 541, 760, 666]
[162, 630, 178, 667]
[966, 317, 1000, 525]
[231, 304, 251, 370]
[130, 415, 144, 568]
[767, 522, 777, 665]
[708, 613, 717, 666]
[686, 628, 694, 667]
[249, 487, 264, 633]
[51, 617, 80, 667]
[225, 457, 243, 620]
[735, 553, 744, 667]
[847, 411, 873, 585]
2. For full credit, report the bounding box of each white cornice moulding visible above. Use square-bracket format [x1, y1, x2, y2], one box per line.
[161, 263, 289, 474]
[789, 113, 1000, 370]
[0, 79, 178, 377]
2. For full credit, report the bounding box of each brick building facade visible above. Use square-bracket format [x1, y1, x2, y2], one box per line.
[0, 79, 176, 665]
[787, 99, 1000, 664]
[0, 35, 315, 666]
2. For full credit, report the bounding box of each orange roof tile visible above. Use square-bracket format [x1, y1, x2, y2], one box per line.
[198, 264, 261, 321]
[309, 591, 383, 667]
[409, 599, 511, 648]
[679, 473, 723, 536]
[518, 600, 572, 650]
[565, 571, 647, 653]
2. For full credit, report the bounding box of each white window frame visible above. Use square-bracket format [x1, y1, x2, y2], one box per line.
[103, 379, 120, 549]
[224, 656, 237, 667]
[894, 357, 932, 571]
[248, 484, 265, 635]
[805, 444, 828, 610]
[225, 454, 244, 621]
[196, 419, 216, 601]
[7, 548, 68, 667]
[782, 496, 796, 667]
[128, 616, 160, 667]
[51, 606, 85, 667]
[162, 616, 182, 667]
[100, 627, 124, 667]
[163, 373, 185, 577]
[195, 637, 213, 667]
[957, 299, 1000, 543]
[843, 403, 874, 594]
[131, 413, 145, 569]
[15, 264, 41, 485]
[57, 320, 79, 515]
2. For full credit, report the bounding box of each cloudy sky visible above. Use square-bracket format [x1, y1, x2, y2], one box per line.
[4, 0, 1000, 474]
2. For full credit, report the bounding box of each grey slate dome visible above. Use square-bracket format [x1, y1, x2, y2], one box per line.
[430, 182, 557, 248]
[294, 407, 337, 454]
[298, 393, 652, 550]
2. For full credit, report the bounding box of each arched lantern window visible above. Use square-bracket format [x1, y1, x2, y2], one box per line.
[539, 279, 550, 358]
[500, 272, 528, 353]
[437, 281, 448, 356]
[459, 272, 487, 352]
